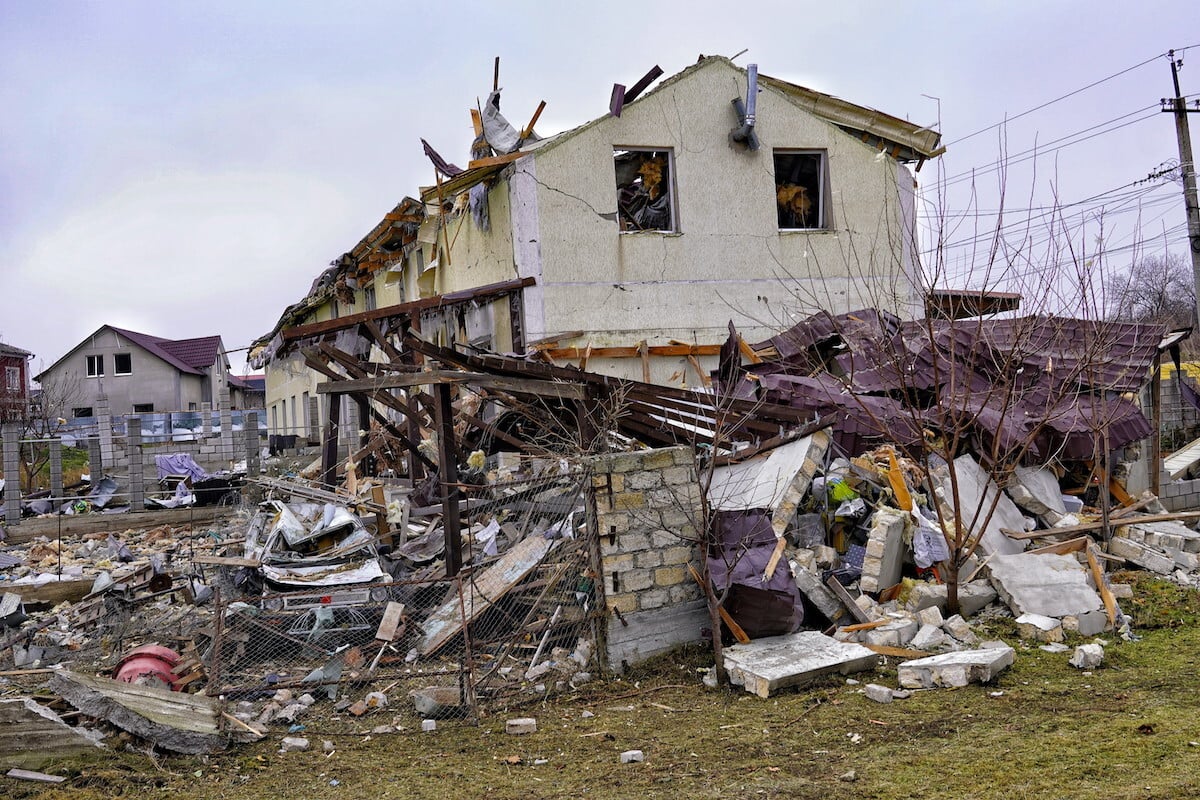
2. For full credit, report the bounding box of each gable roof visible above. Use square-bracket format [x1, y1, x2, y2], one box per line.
[420, 56, 943, 203]
[0, 343, 32, 359]
[36, 325, 227, 381]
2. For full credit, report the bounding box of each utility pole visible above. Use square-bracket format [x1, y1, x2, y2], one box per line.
[1162, 49, 1200, 329]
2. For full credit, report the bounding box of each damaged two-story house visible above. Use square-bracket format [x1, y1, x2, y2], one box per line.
[252, 55, 942, 436]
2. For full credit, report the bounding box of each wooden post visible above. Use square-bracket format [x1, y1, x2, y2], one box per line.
[321, 394, 341, 490]
[434, 383, 462, 577]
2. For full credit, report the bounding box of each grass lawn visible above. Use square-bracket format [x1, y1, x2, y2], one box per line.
[7, 573, 1200, 800]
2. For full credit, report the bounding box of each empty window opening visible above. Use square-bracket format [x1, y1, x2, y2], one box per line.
[774, 151, 826, 229]
[114, 353, 132, 375]
[86, 355, 104, 377]
[72, 406, 94, 418]
[614, 148, 675, 232]
[133, 403, 154, 413]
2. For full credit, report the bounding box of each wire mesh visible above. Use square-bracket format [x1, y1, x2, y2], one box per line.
[200, 467, 602, 733]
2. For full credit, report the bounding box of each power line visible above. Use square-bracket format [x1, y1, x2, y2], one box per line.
[943, 50, 1171, 147]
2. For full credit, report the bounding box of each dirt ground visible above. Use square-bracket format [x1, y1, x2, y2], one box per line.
[5, 572, 1200, 800]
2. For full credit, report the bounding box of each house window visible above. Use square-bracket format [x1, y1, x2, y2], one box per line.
[4, 366, 19, 391]
[364, 283, 377, 311]
[114, 353, 132, 375]
[72, 406, 94, 418]
[86, 355, 104, 377]
[614, 148, 676, 232]
[774, 150, 827, 229]
[133, 403, 154, 413]
[189, 402, 198, 411]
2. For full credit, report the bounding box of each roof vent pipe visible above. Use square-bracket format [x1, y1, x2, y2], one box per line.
[729, 63, 760, 151]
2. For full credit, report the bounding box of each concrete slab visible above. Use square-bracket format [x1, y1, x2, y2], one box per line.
[1008, 466, 1067, 525]
[935, 455, 1026, 557]
[723, 631, 880, 698]
[1108, 536, 1175, 575]
[789, 556, 845, 622]
[708, 432, 828, 536]
[859, 508, 908, 594]
[1120, 520, 1200, 554]
[987, 552, 1105, 619]
[897, 646, 1015, 689]
[905, 580, 998, 618]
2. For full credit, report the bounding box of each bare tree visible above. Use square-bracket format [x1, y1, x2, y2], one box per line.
[20, 370, 82, 491]
[1106, 252, 1195, 332]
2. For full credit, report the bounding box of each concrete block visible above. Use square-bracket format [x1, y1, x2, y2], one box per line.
[606, 594, 638, 614]
[864, 683, 893, 704]
[865, 618, 919, 648]
[1069, 643, 1104, 669]
[987, 553, 1105, 618]
[859, 507, 908, 594]
[898, 646, 1015, 689]
[661, 545, 693, 565]
[1109, 583, 1134, 599]
[654, 566, 687, 587]
[1108, 536, 1175, 574]
[620, 749, 645, 763]
[723, 631, 880, 698]
[1062, 610, 1108, 637]
[634, 550, 663, 569]
[934, 455, 1027, 557]
[626, 471, 664, 491]
[1016, 613, 1063, 643]
[916, 605, 944, 628]
[942, 614, 977, 644]
[905, 580, 995, 618]
[621, 569, 654, 592]
[505, 718, 537, 735]
[611, 493, 646, 511]
[280, 736, 309, 752]
[1007, 466, 1067, 525]
[790, 560, 844, 622]
[813, 545, 838, 568]
[421, 719, 437, 732]
[637, 587, 671, 610]
[910, 623, 947, 651]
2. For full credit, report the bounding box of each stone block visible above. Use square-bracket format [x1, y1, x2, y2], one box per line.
[1069, 643, 1104, 669]
[602, 553, 635, 573]
[620, 533, 652, 552]
[864, 618, 919, 648]
[934, 455, 1027, 557]
[859, 507, 908, 594]
[662, 466, 695, 486]
[910, 623, 947, 651]
[987, 552, 1106, 618]
[1007, 466, 1067, 525]
[654, 566, 687, 587]
[626, 471, 664, 491]
[864, 683, 893, 704]
[723, 631, 880, 698]
[640, 449, 680, 471]
[606, 594, 637, 614]
[634, 550, 663, 569]
[1062, 610, 1108, 637]
[668, 583, 699, 604]
[791, 560, 844, 621]
[621, 569, 654, 592]
[649, 529, 678, 548]
[661, 545, 694, 565]
[620, 749, 645, 763]
[1016, 613, 1063, 643]
[505, 718, 537, 735]
[897, 646, 1015, 689]
[1109, 583, 1133, 599]
[916, 605, 944, 628]
[1108, 536, 1175, 574]
[611, 492, 646, 511]
[813, 545, 838, 568]
[638, 587, 671, 610]
[942, 614, 977, 644]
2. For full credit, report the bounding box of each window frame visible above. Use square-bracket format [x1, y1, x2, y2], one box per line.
[773, 149, 829, 231]
[4, 366, 19, 391]
[132, 403, 154, 413]
[114, 352, 132, 375]
[85, 354, 104, 377]
[613, 147, 678, 233]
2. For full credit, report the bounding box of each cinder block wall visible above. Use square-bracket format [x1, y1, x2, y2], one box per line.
[1158, 475, 1200, 511]
[588, 446, 708, 671]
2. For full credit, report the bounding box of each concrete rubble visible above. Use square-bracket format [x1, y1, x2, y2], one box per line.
[897, 646, 1015, 689]
[723, 631, 879, 698]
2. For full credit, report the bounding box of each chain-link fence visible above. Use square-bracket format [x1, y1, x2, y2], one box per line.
[200, 467, 602, 731]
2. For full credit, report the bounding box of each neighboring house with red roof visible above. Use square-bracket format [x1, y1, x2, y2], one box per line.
[35, 325, 236, 418]
[0, 342, 33, 422]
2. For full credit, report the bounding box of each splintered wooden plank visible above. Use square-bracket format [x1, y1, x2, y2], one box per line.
[419, 534, 558, 656]
[50, 670, 225, 754]
[0, 699, 101, 770]
[376, 601, 406, 642]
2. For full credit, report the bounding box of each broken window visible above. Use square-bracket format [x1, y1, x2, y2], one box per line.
[614, 148, 676, 232]
[72, 406, 93, 418]
[114, 353, 132, 375]
[86, 355, 104, 377]
[774, 151, 827, 229]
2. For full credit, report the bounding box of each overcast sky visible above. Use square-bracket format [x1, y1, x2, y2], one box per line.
[2, 1, 1197, 376]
